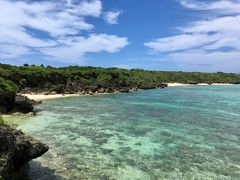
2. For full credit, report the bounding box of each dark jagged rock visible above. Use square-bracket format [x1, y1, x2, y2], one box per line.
[17, 78, 167, 95]
[0, 93, 40, 114]
[119, 88, 130, 93]
[0, 124, 49, 179]
[19, 87, 32, 94]
[0, 90, 15, 113]
[85, 85, 99, 93]
[188, 82, 198, 85]
[139, 83, 167, 89]
[12, 95, 40, 114]
[159, 83, 168, 88]
[233, 82, 240, 84]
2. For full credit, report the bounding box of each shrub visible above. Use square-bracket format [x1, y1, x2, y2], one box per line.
[0, 115, 4, 125]
[97, 73, 112, 82]
[0, 78, 18, 94]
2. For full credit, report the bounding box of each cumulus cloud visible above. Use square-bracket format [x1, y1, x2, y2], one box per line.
[144, 34, 220, 52]
[65, 0, 102, 17]
[0, 44, 30, 59]
[144, 0, 240, 72]
[179, 0, 240, 14]
[40, 34, 129, 62]
[103, 11, 122, 24]
[0, 0, 128, 63]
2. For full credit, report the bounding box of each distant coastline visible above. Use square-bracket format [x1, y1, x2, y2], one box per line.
[22, 83, 237, 101]
[1, 63, 240, 113]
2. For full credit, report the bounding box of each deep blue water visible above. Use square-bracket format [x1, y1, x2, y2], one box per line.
[18, 85, 240, 179]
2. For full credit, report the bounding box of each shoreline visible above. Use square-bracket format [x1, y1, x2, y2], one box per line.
[3, 82, 235, 121]
[22, 92, 116, 101]
[20, 83, 237, 101]
[22, 93, 85, 101]
[167, 83, 190, 87]
[167, 83, 235, 87]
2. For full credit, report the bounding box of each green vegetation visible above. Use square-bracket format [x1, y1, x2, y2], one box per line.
[0, 78, 18, 95]
[0, 63, 239, 94]
[0, 115, 4, 125]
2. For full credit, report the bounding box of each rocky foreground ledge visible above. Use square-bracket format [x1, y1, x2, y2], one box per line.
[0, 124, 49, 179]
[0, 92, 41, 114]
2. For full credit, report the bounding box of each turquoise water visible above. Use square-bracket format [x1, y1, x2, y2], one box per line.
[18, 86, 240, 179]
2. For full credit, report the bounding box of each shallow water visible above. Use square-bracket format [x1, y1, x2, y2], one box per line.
[18, 86, 240, 179]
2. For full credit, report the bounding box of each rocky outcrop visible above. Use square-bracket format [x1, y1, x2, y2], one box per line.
[19, 82, 168, 95]
[139, 83, 167, 89]
[0, 90, 15, 113]
[0, 124, 49, 179]
[0, 94, 40, 114]
[233, 82, 240, 84]
[12, 95, 40, 114]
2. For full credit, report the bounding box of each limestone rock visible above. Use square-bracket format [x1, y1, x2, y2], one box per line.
[0, 124, 49, 179]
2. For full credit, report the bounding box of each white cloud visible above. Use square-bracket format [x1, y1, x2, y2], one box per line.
[113, 64, 133, 69]
[167, 50, 240, 72]
[103, 11, 122, 24]
[180, 15, 240, 35]
[0, 26, 56, 47]
[0, 0, 128, 62]
[144, 33, 220, 52]
[179, 0, 240, 14]
[145, 0, 240, 72]
[66, 0, 102, 17]
[168, 50, 240, 65]
[40, 34, 129, 62]
[0, 44, 30, 59]
[0, 0, 97, 37]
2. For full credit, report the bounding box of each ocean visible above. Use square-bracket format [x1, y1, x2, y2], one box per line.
[17, 85, 240, 179]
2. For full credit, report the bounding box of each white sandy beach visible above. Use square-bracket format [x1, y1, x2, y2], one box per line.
[22, 94, 83, 101]
[22, 92, 114, 101]
[22, 83, 236, 101]
[211, 83, 233, 86]
[167, 83, 235, 87]
[167, 83, 191, 87]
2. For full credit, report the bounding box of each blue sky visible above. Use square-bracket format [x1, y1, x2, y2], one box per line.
[0, 0, 240, 72]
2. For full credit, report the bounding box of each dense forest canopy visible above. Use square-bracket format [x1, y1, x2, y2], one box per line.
[0, 63, 239, 94]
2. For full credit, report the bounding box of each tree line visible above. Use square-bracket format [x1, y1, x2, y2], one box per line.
[0, 63, 239, 94]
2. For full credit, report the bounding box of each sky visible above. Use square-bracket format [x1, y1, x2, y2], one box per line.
[0, 0, 240, 73]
